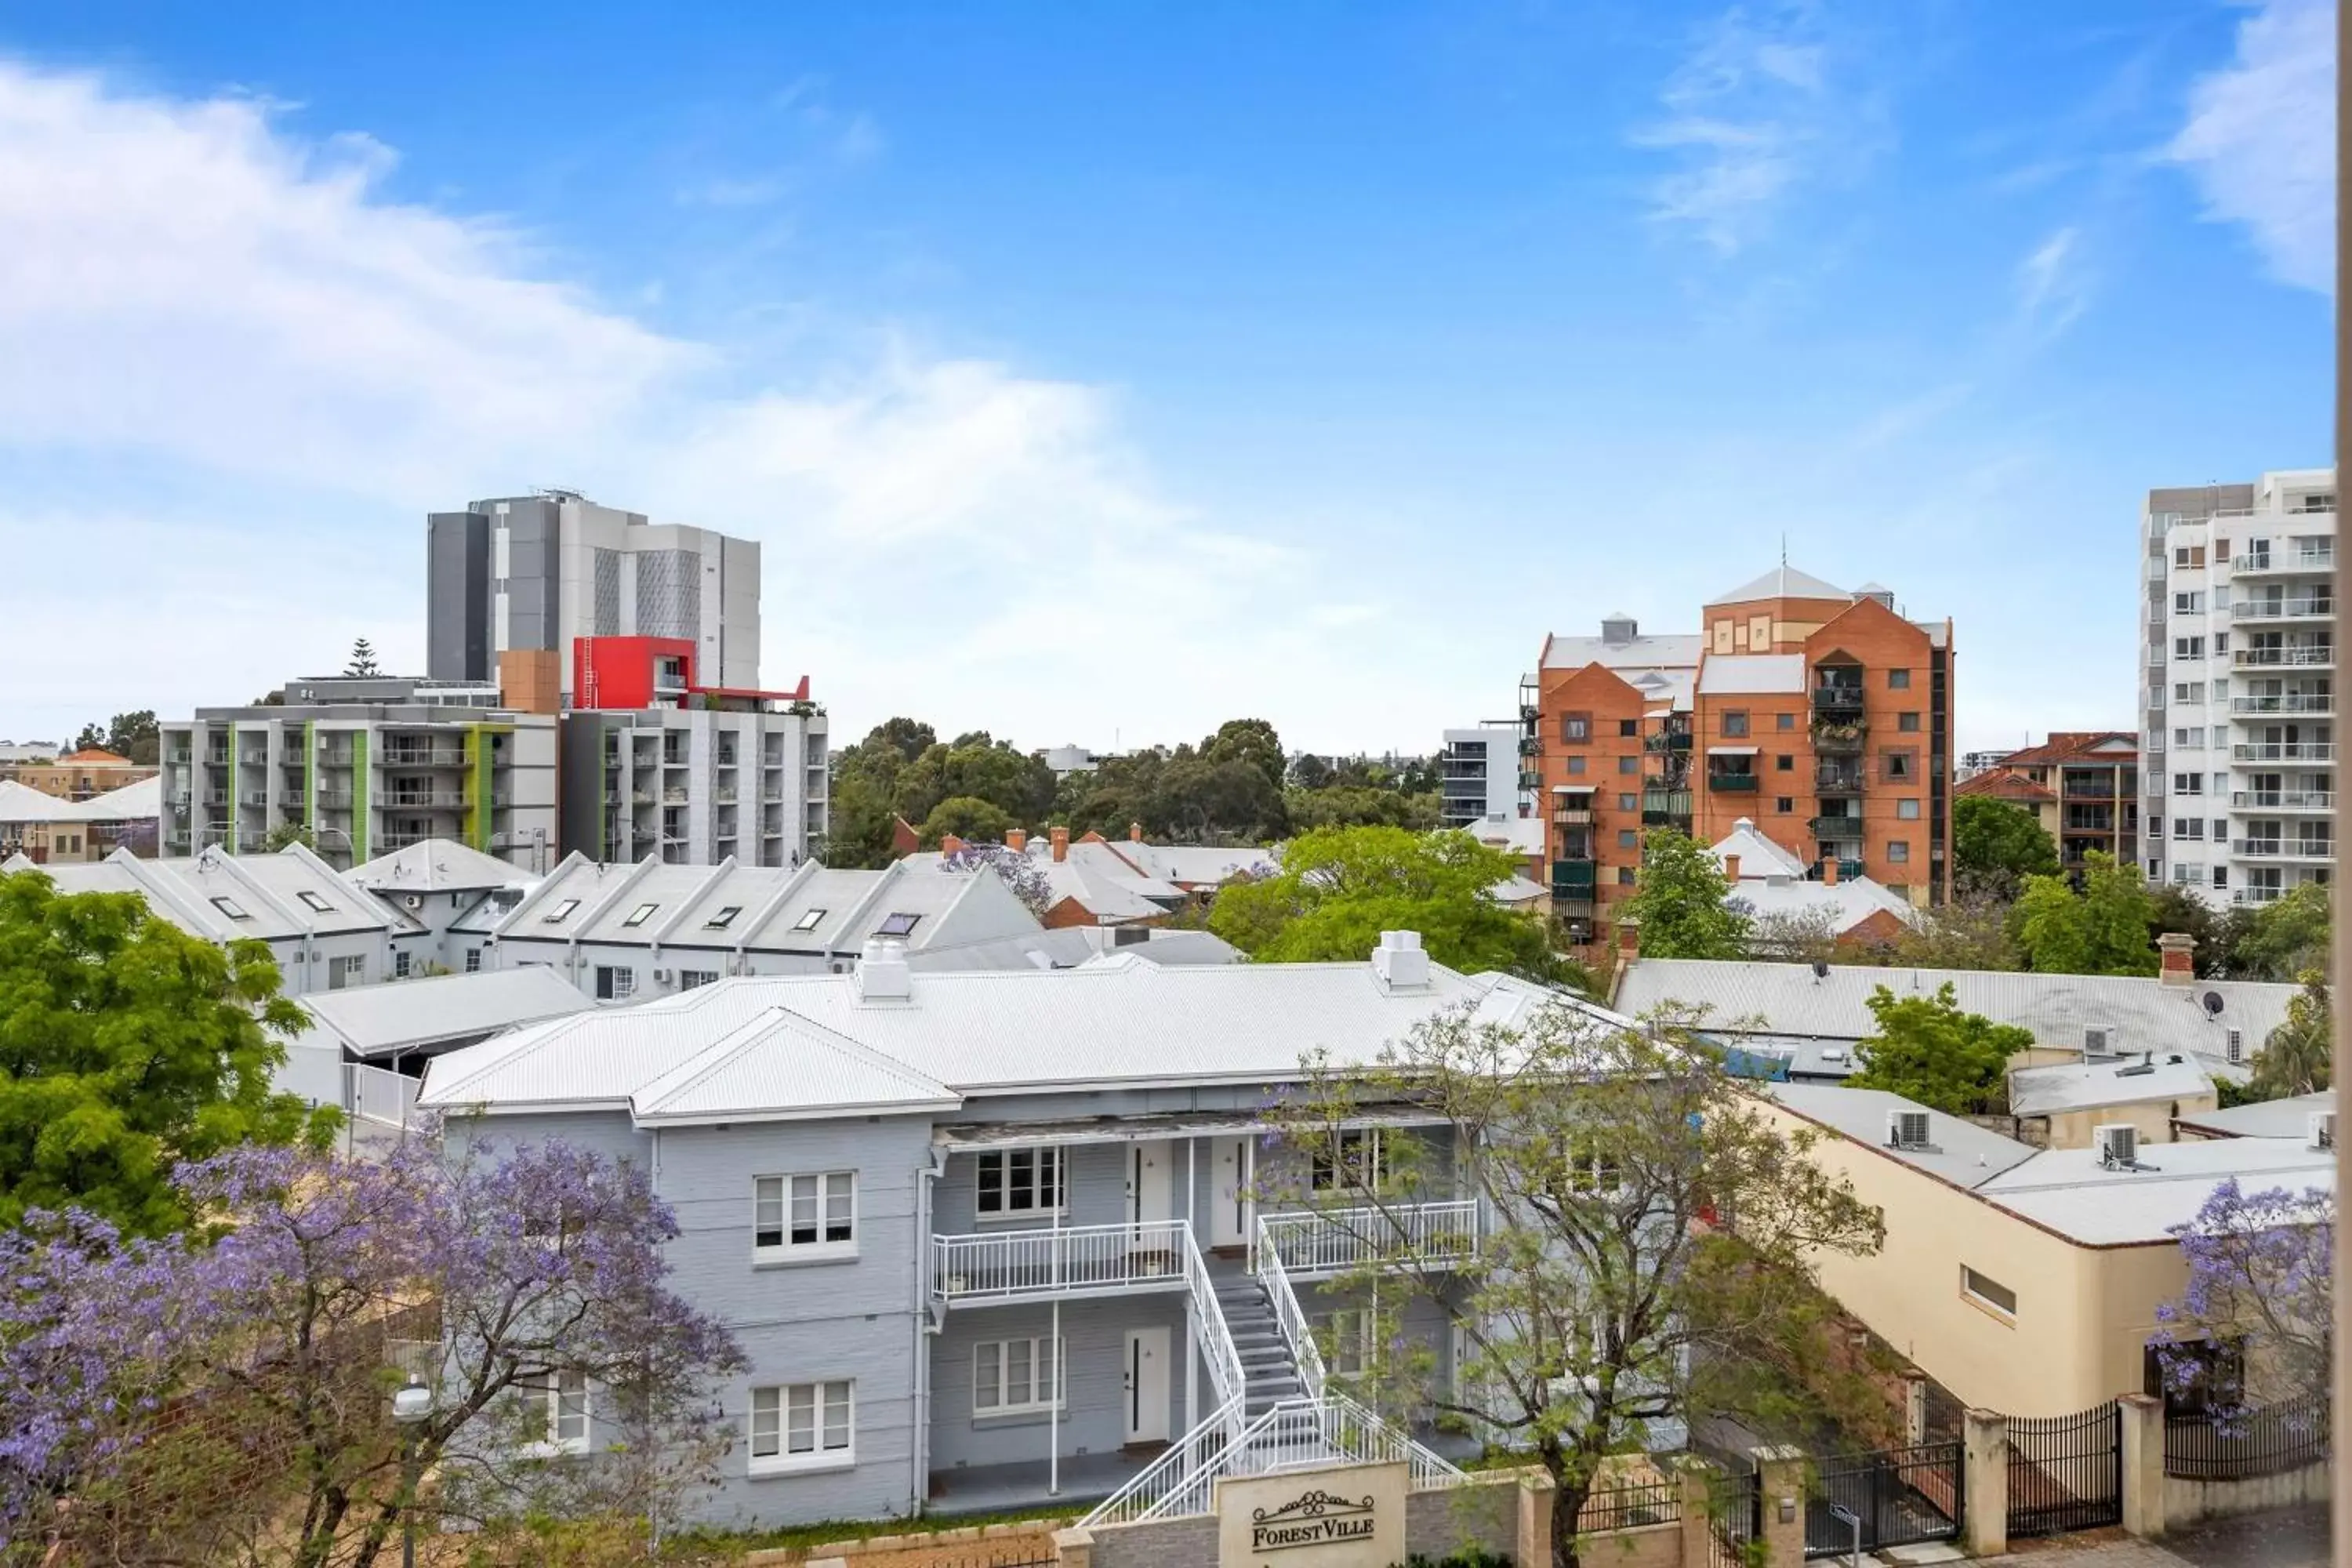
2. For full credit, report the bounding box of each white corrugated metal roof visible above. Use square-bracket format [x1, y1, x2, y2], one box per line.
[347, 837, 534, 894]
[76, 775, 161, 821]
[0, 780, 89, 823]
[298, 965, 593, 1056]
[2175, 1090, 2335, 1140]
[1711, 818, 1807, 877]
[1766, 1083, 2039, 1185]
[31, 846, 407, 941]
[1708, 565, 1848, 604]
[1541, 633, 1704, 673]
[420, 955, 1627, 1122]
[2009, 1055, 2212, 1118]
[1977, 1138, 2335, 1245]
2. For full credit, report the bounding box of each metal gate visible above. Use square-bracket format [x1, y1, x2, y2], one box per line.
[1708, 1470, 1761, 1568]
[2007, 1402, 2121, 1537]
[1803, 1443, 1962, 1559]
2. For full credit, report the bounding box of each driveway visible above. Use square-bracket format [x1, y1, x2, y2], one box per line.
[1971, 1508, 2328, 1568]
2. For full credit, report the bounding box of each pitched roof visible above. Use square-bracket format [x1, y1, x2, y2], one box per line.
[1710, 818, 1807, 877]
[1540, 633, 1705, 673]
[297, 966, 593, 1058]
[2000, 731, 2139, 767]
[348, 837, 535, 894]
[2174, 1089, 2335, 1140]
[23, 845, 408, 942]
[421, 954, 1626, 1123]
[2008, 1054, 2212, 1118]
[1708, 565, 1849, 605]
[0, 780, 89, 823]
[1956, 771, 2056, 803]
[75, 775, 161, 821]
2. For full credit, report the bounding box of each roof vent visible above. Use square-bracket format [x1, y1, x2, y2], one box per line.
[1600, 613, 1638, 646]
[2096, 1123, 2140, 1170]
[1884, 1109, 1932, 1151]
[855, 937, 913, 1003]
[1372, 929, 1432, 993]
[2116, 1052, 2158, 1078]
[2311, 1111, 2336, 1151]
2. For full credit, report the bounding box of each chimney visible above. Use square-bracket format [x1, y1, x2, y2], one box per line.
[1616, 916, 1642, 964]
[1823, 857, 1840, 887]
[2157, 931, 2197, 987]
[1129, 820, 1144, 843]
[1724, 853, 1742, 883]
[1371, 930, 1431, 992]
[1006, 828, 1028, 852]
[855, 938, 913, 1003]
[939, 833, 965, 857]
[1051, 826, 1069, 862]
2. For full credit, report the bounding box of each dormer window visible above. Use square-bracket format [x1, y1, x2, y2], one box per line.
[876, 912, 921, 938]
[704, 906, 742, 930]
[542, 898, 582, 924]
[209, 895, 252, 921]
[296, 891, 336, 913]
[622, 902, 659, 927]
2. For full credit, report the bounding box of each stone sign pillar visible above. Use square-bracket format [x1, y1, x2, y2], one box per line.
[1218, 1461, 1408, 1568]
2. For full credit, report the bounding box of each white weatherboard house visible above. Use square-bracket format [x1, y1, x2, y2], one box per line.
[419, 934, 1632, 1529]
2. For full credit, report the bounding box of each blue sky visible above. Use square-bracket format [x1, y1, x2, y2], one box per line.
[0, 0, 2332, 756]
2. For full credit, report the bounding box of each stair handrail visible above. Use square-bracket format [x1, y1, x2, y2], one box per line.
[1079, 1392, 1247, 1527]
[1251, 1215, 1327, 1400]
[1179, 1226, 1249, 1441]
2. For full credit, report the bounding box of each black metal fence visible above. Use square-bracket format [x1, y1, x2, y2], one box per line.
[1802, 1443, 1962, 1559]
[2006, 1401, 2121, 1538]
[2165, 1394, 2331, 1481]
[1574, 1478, 1681, 1534]
[1707, 1471, 1760, 1568]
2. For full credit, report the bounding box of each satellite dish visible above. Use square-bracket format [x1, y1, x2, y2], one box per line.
[2202, 990, 2225, 1017]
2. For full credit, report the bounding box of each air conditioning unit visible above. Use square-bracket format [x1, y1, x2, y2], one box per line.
[2083, 1027, 2111, 1057]
[1885, 1109, 1930, 1150]
[2096, 1123, 2140, 1169]
[652, 968, 674, 985]
[2226, 1029, 2244, 1065]
[2311, 1111, 2336, 1151]
[403, 895, 423, 910]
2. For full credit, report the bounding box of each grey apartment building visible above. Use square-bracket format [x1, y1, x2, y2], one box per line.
[419, 935, 1624, 1529]
[427, 490, 762, 705]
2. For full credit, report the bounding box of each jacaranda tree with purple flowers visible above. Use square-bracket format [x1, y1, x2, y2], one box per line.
[2, 1136, 744, 1567]
[2153, 1177, 2332, 1414]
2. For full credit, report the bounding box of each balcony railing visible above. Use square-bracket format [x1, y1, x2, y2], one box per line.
[2232, 600, 2334, 619]
[1812, 721, 1867, 753]
[1708, 772, 1762, 793]
[1551, 858, 1597, 896]
[1253, 1200, 1479, 1278]
[1640, 788, 1693, 825]
[2233, 549, 2335, 574]
[1812, 684, 1866, 716]
[380, 747, 466, 769]
[1642, 731, 1693, 754]
[2235, 646, 2334, 668]
[1814, 770, 1866, 796]
[2231, 694, 2334, 715]
[2234, 886, 2288, 906]
[1809, 815, 1865, 839]
[2234, 743, 2336, 762]
[2230, 839, 2335, 860]
[385, 791, 467, 808]
[931, 1220, 1187, 1305]
[2232, 790, 2335, 811]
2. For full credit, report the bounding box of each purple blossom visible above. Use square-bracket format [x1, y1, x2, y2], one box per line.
[2150, 1177, 2332, 1425]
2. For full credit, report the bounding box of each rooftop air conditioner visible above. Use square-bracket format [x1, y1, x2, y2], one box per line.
[2096, 1123, 2140, 1170]
[403, 895, 423, 910]
[1885, 1109, 1931, 1151]
[2226, 1029, 2244, 1065]
[652, 968, 674, 985]
[2084, 1027, 2111, 1057]
[2312, 1111, 2336, 1151]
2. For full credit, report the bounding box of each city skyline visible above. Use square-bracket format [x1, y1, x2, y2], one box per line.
[0, 0, 2332, 756]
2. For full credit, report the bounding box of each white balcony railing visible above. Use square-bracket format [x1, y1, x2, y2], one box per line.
[2235, 646, 2334, 668]
[2230, 839, 2334, 860]
[2230, 695, 2334, 715]
[2231, 790, 2336, 811]
[2233, 601, 2335, 619]
[2234, 743, 2337, 763]
[1254, 1217, 1327, 1403]
[1254, 1200, 1481, 1277]
[932, 1219, 1184, 1302]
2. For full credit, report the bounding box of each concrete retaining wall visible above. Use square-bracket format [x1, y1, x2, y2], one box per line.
[2165, 1460, 2331, 1526]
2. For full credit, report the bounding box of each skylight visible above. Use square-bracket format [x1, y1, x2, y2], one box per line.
[296, 890, 336, 913]
[542, 898, 582, 924]
[622, 902, 660, 927]
[704, 906, 742, 930]
[791, 908, 827, 932]
[209, 895, 252, 920]
[876, 912, 921, 938]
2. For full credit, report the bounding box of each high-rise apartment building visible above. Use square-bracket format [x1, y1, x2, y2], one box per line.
[2140, 468, 2337, 909]
[426, 491, 761, 709]
[1436, 724, 1523, 829]
[159, 677, 558, 872]
[1530, 571, 1954, 948]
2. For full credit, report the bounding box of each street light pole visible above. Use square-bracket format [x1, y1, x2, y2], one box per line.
[391, 1375, 433, 1568]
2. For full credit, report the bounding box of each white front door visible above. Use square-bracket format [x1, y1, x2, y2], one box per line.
[1128, 1140, 1173, 1227]
[1123, 1325, 1171, 1444]
[1210, 1137, 1249, 1247]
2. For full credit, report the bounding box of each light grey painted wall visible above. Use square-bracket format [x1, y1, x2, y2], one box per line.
[927, 1293, 1191, 1473]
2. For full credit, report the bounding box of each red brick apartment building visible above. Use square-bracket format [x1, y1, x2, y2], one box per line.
[1526, 567, 1955, 949]
[1957, 731, 2140, 876]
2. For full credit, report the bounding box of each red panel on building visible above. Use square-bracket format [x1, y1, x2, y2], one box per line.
[574, 637, 697, 711]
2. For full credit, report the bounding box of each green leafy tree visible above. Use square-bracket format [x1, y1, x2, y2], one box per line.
[819, 717, 946, 867]
[1616, 827, 1748, 960]
[2013, 851, 2158, 975]
[71, 722, 105, 753]
[2148, 885, 2223, 975]
[2230, 882, 2332, 981]
[1209, 825, 1566, 980]
[1846, 983, 2029, 1115]
[2249, 972, 2332, 1100]
[344, 637, 381, 677]
[1201, 717, 1287, 793]
[260, 822, 315, 852]
[1872, 892, 2022, 971]
[1258, 1006, 1884, 1568]
[891, 737, 1058, 829]
[1288, 753, 1334, 790]
[1952, 795, 2058, 897]
[918, 795, 1016, 848]
[1285, 784, 1441, 832]
[0, 871, 339, 1235]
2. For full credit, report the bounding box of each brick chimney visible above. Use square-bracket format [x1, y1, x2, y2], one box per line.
[1129, 820, 1144, 843]
[1006, 828, 1028, 852]
[2157, 931, 2197, 987]
[1823, 856, 1840, 887]
[939, 833, 964, 857]
[1615, 916, 1641, 964]
[1051, 826, 1069, 863]
[1724, 852, 1742, 883]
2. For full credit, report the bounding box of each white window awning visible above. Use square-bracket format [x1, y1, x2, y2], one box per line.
[1708, 745, 1760, 757]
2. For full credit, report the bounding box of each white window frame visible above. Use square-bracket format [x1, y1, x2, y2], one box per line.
[678, 969, 720, 989]
[394, 950, 412, 979]
[974, 1147, 1065, 1220]
[1312, 1310, 1372, 1377]
[753, 1172, 858, 1261]
[749, 1380, 855, 1475]
[597, 965, 636, 1000]
[522, 1369, 590, 1457]
[1310, 1129, 1388, 1194]
[464, 948, 483, 974]
[972, 1336, 1065, 1417]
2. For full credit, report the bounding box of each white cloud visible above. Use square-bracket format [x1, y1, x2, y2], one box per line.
[2166, 0, 2336, 295]
[0, 59, 1401, 752]
[2015, 225, 2090, 339]
[1631, 2, 1870, 256]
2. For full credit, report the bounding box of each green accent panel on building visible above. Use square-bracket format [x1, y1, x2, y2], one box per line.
[350, 731, 369, 864]
[464, 723, 513, 852]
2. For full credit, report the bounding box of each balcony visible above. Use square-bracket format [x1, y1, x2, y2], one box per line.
[1642, 731, 1693, 755]
[1640, 787, 1693, 826]
[2230, 839, 2335, 861]
[1252, 1201, 1479, 1280]
[380, 747, 466, 769]
[1814, 768, 1866, 797]
[2236, 645, 2334, 669]
[1811, 684, 1867, 718]
[1551, 858, 1598, 898]
[2234, 742, 2336, 762]
[2230, 691, 2334, 716]
[2233, 886, 2289, 906]
[384, 791, 467, 809]
[2232, 548, 2335, 575]
[1516, 735, 1542, 757]
[2063, 808, 2115, 833]
[931, 1220, 1188, 1307]
[1811, 720, 1867, 753]
[238, 750, 267, 769]
[2232, 599, 2334, 620]
[1809, 815, 1865, 840]
[1517, 769, 1541, 791]
[1707, 771, 1761, 793]
[2231, 790, 2334, 812]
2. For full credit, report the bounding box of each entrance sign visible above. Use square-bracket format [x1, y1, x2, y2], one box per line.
[1217, 1461, 1406, 1568]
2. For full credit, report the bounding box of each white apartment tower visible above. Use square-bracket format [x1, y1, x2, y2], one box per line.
[2140, 468, 2337, 908]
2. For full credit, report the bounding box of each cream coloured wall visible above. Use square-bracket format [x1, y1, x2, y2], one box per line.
[2039, 1094, 2216, 1150]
